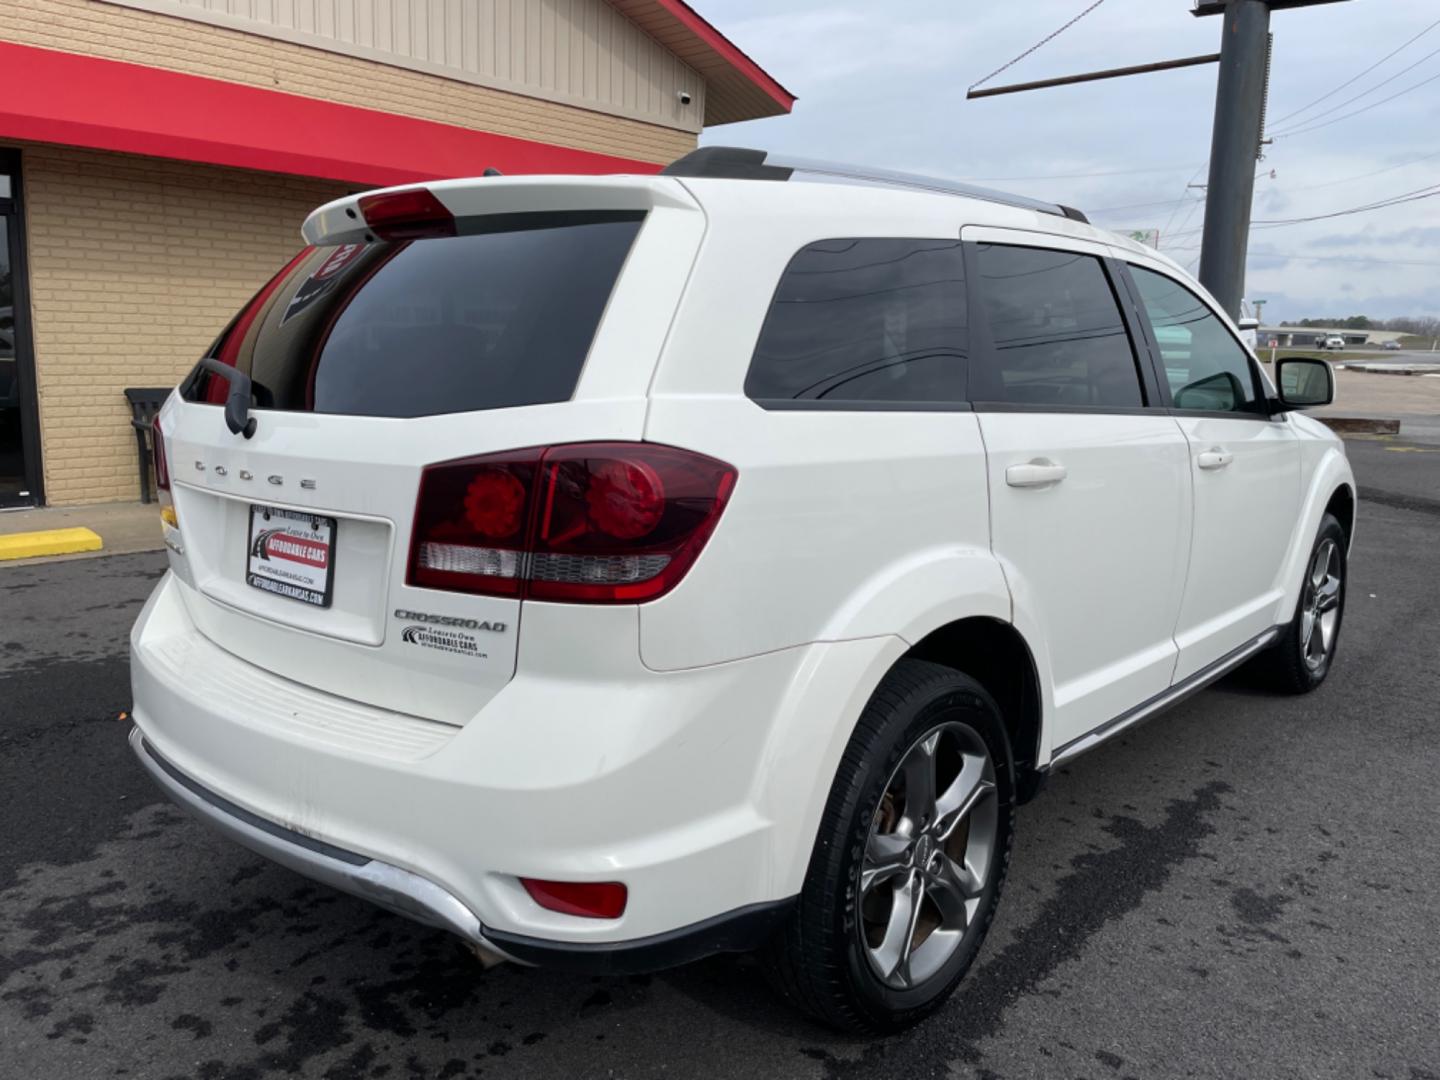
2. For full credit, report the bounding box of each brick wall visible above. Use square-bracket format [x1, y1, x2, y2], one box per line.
[2, 0, 700, 504]
[21, 145, 348, 504]
[0, 0, 697, 166]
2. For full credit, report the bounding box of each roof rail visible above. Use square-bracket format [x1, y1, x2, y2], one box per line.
[661, 146, 1089, 224]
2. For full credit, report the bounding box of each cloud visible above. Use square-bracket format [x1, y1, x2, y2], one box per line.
[701, 0, 1440, 320]
[1312, 226, 1440, 248]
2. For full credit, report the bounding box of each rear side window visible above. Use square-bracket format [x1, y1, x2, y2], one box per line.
[745, 238, 968, 407]
[971, 244, 1143, 408]
[1128, 265, 1262, 414]
[184, 212, 644, 418]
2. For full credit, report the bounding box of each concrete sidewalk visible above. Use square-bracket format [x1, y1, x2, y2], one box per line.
[0, 501, 164, 568]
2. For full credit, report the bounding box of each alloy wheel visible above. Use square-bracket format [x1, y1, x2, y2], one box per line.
[1300, 538, 1342, 672]
[858, 720, 998, 990]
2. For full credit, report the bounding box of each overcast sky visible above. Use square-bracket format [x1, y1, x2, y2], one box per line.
[699, 0, 1440, 323]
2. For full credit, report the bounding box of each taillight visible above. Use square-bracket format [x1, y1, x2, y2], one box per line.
[152, 417, 171, 492]
[408, 442, 736, 604]
[357, 188, 456, 241]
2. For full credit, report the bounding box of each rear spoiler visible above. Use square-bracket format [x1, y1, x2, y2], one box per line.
[302, 175, 698, 247]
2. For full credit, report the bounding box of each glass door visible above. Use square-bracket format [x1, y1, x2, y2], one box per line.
[1, 150, 41, 508]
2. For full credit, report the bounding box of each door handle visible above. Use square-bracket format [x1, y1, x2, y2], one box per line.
[1005, 459, 1067, 488]
[1197, 447, 1234, 470]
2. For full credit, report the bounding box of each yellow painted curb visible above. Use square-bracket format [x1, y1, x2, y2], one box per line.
[0, 527, 104, 561]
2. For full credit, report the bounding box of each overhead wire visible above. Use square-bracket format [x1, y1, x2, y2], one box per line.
[967, 0, 1107, 92]
[1269, 41, 1440, 136]
[955, 162, 1200, 182]
[1280, 149, 1440, 194]
[1268, 16, 1440, 128]
[1273, 68, 1440, 140]
[1160, 181, 1440, 240]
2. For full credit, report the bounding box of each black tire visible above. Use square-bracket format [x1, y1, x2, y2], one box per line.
[762, 659, 1016, 1033]
[1261, 512, 1347, 693]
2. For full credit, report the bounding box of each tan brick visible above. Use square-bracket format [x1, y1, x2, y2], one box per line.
[17, 145, 348, 504]
[0, 0, 695, 166]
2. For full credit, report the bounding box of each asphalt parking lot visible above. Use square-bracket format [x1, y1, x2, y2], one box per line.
[2, 437, 1438, 1080]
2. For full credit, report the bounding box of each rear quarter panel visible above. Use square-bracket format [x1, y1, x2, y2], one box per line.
[639, 180, 1011, 671]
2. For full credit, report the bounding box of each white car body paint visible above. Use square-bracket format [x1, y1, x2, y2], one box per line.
[130, 169, 1355, 952]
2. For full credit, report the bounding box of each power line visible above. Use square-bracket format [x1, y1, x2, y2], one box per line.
[1160, 180, 1440, 239]
[967, 0, 1107, 92]
[1087, 194, 1197, 216]
[1281, 148, 1440, 193]
[1252, 184, 1440, 225]
[1164, 246, 1440, 269]
[1249, 251, 1440, 268]
[1164, 195, 1207, 251]
[1273, 67, 1440, 140]
[1270, 40, 1440, 135]
[1268, 16, 1440, 127]
[1158, 161, 1210, 242]
[955, 162, 1199, 182]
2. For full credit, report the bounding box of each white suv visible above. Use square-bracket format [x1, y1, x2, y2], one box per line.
[130, 147, 1355, 1032]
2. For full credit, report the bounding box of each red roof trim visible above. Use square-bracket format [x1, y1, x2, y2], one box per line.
[0, 42, 661, 186]
[654, 0, 795, 111]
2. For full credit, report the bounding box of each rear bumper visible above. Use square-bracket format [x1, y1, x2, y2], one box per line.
[130, 572, 901, 956]
[130, 727, 503, 952]
[131, 727, 791, 972]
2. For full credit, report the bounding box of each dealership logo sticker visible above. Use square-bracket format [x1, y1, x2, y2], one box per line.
[245, 506, 335, 608]
[252, 528, 329, 568]
[400, 625, 489, 660]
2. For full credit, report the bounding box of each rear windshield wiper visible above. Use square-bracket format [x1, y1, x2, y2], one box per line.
[196, 357, 258, 439]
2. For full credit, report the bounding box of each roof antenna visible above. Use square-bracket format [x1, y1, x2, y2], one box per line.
[483, 167, 503, 177]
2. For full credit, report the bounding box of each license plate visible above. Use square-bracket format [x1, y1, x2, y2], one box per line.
[246, 505, 337, 608]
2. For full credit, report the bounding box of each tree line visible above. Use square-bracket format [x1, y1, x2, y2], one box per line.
[1290, 315, 1440, 335]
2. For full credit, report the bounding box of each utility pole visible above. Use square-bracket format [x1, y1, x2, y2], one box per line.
[1196, 0, 1271, 318]
[967, 0, 1350, 320]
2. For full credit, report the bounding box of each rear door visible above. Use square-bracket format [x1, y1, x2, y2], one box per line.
[1123, 262, 1300, 682]
[159, 183, 702, 725]
[962, 230, 1192, 752]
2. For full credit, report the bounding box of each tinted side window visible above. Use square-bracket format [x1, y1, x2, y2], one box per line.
[971, 244, 1143, 408]
[745, 238, 967, 406]
[1129, 266, 1261, 414]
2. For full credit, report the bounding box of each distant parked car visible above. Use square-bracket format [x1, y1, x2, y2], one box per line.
[1383, 340, 1402, 351]
[1319, 336, 1346, 351]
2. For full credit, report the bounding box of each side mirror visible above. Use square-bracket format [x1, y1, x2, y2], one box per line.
[1275, 357, 1334, 410]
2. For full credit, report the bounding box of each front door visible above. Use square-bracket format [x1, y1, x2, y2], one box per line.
[1124, 263, 1300, 682]
[1, 150, 41, 508]
[965, 235, 1192, 752]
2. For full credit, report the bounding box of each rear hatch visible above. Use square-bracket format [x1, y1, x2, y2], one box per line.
[158, 176, 704, 725]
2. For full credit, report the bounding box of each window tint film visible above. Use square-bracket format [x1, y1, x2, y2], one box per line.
[1129, 265, 1261, 414]
[971, 244, 1143, 408]
[745, 238, 968, 406]
[184, 212, 644, 418]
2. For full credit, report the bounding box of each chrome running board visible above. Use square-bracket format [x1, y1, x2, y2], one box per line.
[1049, 627, 1281, 768]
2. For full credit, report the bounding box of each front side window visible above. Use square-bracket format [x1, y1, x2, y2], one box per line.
[1129, 265, 1262, 414]
[971, 244, 1143, 408]
[745, 237, 968, 407]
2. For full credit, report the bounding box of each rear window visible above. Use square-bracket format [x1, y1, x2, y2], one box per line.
[184, 211, 644, 418]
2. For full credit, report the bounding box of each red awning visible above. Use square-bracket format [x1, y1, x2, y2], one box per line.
[0, 42, 661, 186]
